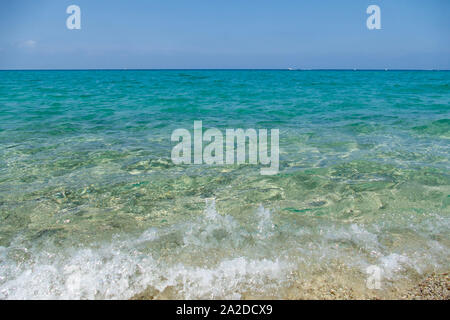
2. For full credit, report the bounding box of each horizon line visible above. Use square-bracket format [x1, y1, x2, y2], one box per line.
[0, 68, 448, 71]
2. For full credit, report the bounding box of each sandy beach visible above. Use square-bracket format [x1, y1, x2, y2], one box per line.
[131, 272, 449, 300]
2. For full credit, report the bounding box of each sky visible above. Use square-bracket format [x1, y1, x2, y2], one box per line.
[0, 0, 449, 69]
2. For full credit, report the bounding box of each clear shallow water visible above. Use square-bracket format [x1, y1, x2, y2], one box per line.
[0, 70, 448, 299]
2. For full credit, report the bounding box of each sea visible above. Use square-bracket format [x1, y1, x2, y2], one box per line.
[0, 70, 448, 299]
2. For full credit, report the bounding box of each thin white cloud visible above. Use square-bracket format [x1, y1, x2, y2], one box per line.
[19, 40, 37, 48]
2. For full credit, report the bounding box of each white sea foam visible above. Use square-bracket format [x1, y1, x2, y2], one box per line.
[0, 202, 291, 299]
[378, 253, 410, 279]
[0, 239, 292, 299]
[0, 202, 448, 299]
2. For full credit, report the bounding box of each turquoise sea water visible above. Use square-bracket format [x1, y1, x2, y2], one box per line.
[0, 70, 449, 299]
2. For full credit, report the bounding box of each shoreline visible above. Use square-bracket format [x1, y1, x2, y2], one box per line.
[131, 272, 449, 300]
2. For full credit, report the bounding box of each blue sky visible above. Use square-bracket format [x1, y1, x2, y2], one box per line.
[0, 0, 449, 69]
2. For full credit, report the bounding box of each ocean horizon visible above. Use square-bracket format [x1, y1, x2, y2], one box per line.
[2, 69, 449, 71]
